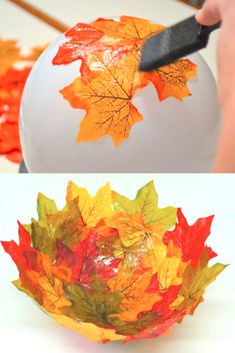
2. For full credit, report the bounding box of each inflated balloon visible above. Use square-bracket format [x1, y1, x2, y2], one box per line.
[20, 16, 220, 172]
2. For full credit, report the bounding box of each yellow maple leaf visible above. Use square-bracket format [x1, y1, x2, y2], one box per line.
[24, 253, 71, 314]
[92, 16, 165, 41]
[106, 212, 166, 272]
[177, 250, 227, 313]
[50, 313, 126, 342]
[108, 266, 161, 321]
[158, 257, 183, 291]
[66, 181, 113, 226]
[27, 270, 71, 314]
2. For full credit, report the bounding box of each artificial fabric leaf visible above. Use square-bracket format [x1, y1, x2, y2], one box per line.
[163, 208, 215, 267]
[112, 180, 177, 229]
[53, 16, 197, 145]
[65, 277, 121, 328]
[10, 250, 71, 314]
[124, 310, 187, 342]
[1, 221, 39, 271]
[31, 194, 83, 259]
[53, 22, 128, 80]
[108, 265, 161, 321]
[66, 181, 113, 225]
[50, 313, 126, 342]
[104, 212, 166, 272]
[157, 257, 182, 291]
[60, 53, 146, 145]
[26, 270, 71, 314]
[54, 231, 120, 286]
[37, 192, 58, 221]
[176, 249, 227, 313]
[91, 16, 165, 41]
[144, 59, 197, 102]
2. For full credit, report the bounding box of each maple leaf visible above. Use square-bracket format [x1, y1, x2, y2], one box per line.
[144, 59, 197, 102]
[108, 265, 161, 321]
[112, 181, 177, 230]
[60, 53, 146, 145]
[104, 212, 166, 272]
[0, 122, 21, 163]
[91, 16, 165, 41]
[26, 269, 71, 314]
[163, 208, 215, 267]
[54, 231, 120, 286]
[21, 252, 71, 314]
[65, 276, 121, 328]
[52, 22, 104, 66]
[53, 16, 196, 145]
[50, 313, 126, 343]
[1, 223, 71, 313]
[1, 221, 39, 271]
[176, 248, 227, 313]
[157, 257, 182, 291]
[53, 22, 127, 79]
[30, 193, 83, 259]
[124, 310, 187, 342]
[66, 181, 113, 225]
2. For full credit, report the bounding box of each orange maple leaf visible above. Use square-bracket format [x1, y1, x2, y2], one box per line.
[108, 265, 161, 321]
[61, 53, 148, 145]
[53, 16, 197, 145]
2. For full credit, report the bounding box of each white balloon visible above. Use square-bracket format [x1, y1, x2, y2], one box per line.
[20, 30, 220, 172]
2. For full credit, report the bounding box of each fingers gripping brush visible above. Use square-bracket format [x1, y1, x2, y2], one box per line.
[139, 15, 220, 72]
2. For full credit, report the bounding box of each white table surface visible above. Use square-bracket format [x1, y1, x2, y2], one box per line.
[0, 0, 218, 173]
[0, 174, 234, 353]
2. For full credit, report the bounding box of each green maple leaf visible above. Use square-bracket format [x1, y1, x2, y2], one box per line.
[30, 193, 83, 259]
[64, 277, 121, 328]
[177, 249, 228, 312]
[112, 180, 177, 230]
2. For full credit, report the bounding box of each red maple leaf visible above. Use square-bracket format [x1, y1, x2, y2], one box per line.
[1, 221, 40, 271]
[55, 230, 121, 286]
[163, 208, 216, 267]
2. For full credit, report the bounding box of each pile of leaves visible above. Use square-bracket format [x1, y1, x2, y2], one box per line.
[53, 16, 197, 146]
[1, 181, 226, 343]
[0, 38, 45, 163]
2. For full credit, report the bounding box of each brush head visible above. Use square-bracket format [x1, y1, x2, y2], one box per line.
[139, 16, 206, 72]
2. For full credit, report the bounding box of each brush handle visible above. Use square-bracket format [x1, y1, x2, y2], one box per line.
[198, 22, 221, 45]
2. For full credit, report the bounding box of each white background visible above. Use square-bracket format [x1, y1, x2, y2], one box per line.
[0, 174, 234, 352]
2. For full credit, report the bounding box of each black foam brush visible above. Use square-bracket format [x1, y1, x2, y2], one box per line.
[139, 15, 220, 72]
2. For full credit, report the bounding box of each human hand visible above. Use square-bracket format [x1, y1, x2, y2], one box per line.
[196, 0, 235, 172]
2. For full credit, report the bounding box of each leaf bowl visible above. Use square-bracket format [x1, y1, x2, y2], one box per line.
[0, 181, 226, 343]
